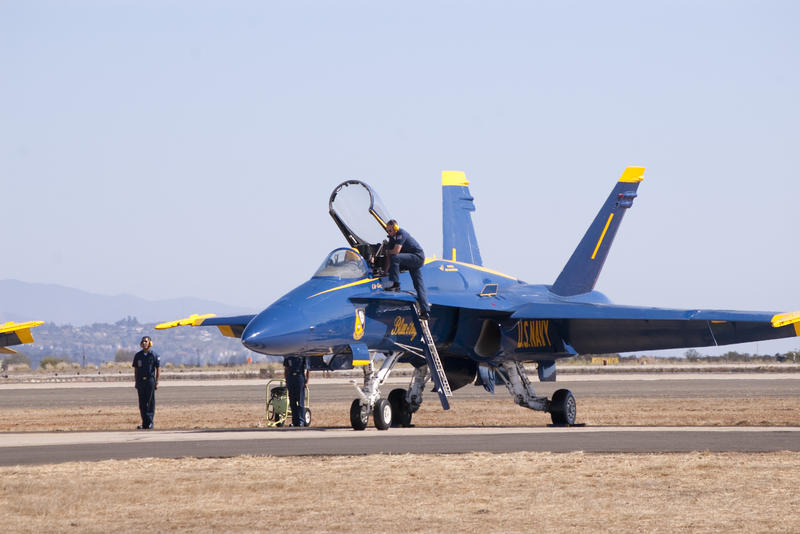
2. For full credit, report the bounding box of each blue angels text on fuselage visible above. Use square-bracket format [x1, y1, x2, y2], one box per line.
[157, 169, 800, 429]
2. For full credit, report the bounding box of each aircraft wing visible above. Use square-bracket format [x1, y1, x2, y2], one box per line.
[155, 314, 256, 338]
[511, 303, 800, 353]
[0, 321, 45, 354]
[350, 292, 800, 353]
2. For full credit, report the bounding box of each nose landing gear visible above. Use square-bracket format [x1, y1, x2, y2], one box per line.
[348, 351, 429, 430]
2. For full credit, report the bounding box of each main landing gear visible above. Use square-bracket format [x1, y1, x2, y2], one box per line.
[349, 352, 428, 430]
[498, 361, 577, 426]
[347, 352, 577, 429]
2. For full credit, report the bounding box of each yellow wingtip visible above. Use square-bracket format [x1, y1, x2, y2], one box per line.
[0, 320, 45, 333]
[619, 166, 645, 183]
[771, 311, 800, 332]
[155, 313, 216, 330]
[442, 170, 469, 186]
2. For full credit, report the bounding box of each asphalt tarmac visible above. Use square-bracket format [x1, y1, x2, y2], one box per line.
[2, 374, 799, 408]
[1, 374, 799, 465]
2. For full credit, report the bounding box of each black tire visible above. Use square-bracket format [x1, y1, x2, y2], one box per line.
[373, 398, 392, 430]
[388, 388, 412, 427]
[303, 408, 312, 427]
[550, 389, 577, 426]
[350, 399, 369, 430]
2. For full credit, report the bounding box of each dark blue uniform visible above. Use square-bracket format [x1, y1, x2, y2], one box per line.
[387, 228, 430, 316]
[284, 356, 307, 427]
[132, 350, 160, 429]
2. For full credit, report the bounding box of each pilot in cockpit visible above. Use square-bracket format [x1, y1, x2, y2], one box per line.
[384, 219, 431, 320]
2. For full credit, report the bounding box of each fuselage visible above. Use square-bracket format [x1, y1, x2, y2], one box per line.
[241, 248, 611, 366]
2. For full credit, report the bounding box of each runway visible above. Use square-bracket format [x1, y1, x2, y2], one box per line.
[2, 374, 799, 464]
[1, 426, 799, 465]
[2, 374, 799, 408]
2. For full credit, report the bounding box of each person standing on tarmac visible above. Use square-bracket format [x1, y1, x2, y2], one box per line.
[284, 355, 309, 427]
[384, 219, 431, 320]
[132, 336, 160, 430]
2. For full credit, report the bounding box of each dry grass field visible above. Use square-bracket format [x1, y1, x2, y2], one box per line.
[2, 452, 799, 533]
[3, 379, 799, 533]
[1, 397, 799, 432]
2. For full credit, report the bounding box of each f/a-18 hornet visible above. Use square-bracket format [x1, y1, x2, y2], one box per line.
[157, 168, 800, 430]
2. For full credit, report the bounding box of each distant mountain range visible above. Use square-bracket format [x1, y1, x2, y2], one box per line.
[0, 279, 253, 326]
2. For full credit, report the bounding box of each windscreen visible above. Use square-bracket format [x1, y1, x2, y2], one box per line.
[313, 248, 368, 279]
[330, 181, 392, 245]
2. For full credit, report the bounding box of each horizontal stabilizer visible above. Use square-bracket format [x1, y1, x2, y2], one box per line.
[551, 167, 644, 296]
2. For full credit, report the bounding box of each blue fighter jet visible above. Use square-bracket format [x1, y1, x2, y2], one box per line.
[157, 168, 800, 430]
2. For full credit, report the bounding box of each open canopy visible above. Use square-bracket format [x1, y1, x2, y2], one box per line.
[329, 180, 392, 248]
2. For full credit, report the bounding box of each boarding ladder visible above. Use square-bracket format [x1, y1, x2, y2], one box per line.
[411, 303, 452, 410]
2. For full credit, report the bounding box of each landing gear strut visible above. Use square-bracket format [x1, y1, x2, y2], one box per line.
[499, 361, 577, 426]
[349, 351, 401, 430]
[348, 352, 430, 430]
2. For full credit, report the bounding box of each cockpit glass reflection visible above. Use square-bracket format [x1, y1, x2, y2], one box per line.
[313, 249, 368, 279]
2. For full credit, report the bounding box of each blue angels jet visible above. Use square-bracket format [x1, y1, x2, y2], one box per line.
[157, 168, 800, 430]
[0, 321, 44, 355]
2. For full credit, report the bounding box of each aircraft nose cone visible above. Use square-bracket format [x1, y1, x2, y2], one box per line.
[241, 303, 310, 355]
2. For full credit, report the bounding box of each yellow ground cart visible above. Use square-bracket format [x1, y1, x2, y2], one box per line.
[265, 379, 311, 427]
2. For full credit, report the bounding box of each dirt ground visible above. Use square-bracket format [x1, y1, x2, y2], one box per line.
[1, 397, 799, 432]
[3, 388, 799, 532]
[2, 452, 799, 533]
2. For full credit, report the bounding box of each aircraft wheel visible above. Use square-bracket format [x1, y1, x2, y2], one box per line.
[388, 388, 412, 427]
[373, 398, 392, 431]
[550, 389, 577, 426]
[350, 399, 369, 431]
[303, 408, 312, 427]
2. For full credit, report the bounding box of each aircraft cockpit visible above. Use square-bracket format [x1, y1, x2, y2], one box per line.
[329, 180, 393, 276]
[313, 248, 369, 279]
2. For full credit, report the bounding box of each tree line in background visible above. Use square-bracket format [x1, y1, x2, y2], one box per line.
[567, 349, 799, 364]
[1, 318, 265, 370]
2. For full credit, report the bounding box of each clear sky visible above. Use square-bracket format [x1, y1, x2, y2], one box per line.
[2, 1, 798, 355]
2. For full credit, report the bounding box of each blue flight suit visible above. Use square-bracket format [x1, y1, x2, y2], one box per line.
[284, 356, 307, 427]
[387, 228, 430, 316]
[132, 349, 160, 429]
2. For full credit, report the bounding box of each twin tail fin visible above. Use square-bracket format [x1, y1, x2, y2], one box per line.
[551, 166, 645, 296]
[442, 171, 483, 266]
